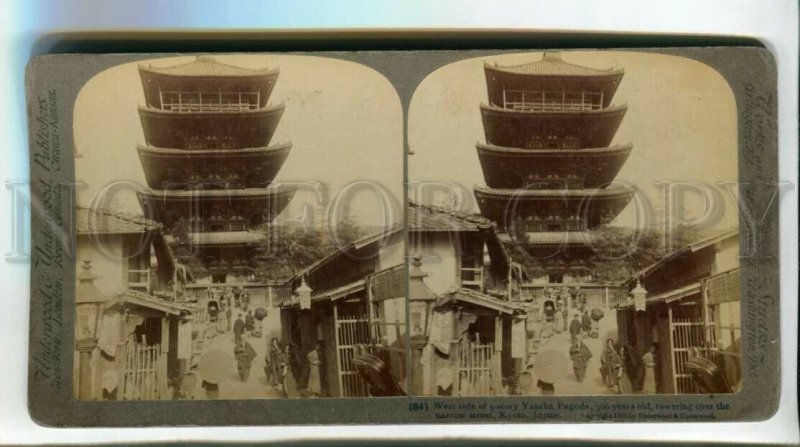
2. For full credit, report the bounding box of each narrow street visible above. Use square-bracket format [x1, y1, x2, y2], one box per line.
[200, 323, 284, 400]
[530, 311, 618, 396]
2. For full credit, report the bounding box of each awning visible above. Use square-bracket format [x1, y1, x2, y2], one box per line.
[107, 289, 193, 316]
[647, 282, 702, 304]
[436, 288, 523, 315]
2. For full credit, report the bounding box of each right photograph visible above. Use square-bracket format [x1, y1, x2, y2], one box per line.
[407, 51, 741, 397]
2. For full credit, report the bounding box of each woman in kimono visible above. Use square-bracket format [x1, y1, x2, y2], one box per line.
[641, 343, 658, 394]
[600, 338, 622, 389]
[265, 338, 282, 388]
[306, 342, 323, 397]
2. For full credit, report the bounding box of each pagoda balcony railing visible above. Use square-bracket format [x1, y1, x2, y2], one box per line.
[502, 89, 604, 112]
[159, 90, 261, 112]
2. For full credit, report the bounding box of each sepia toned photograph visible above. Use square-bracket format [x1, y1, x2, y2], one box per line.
[72, 54, 405, 401]
[407, 51, 741, 397]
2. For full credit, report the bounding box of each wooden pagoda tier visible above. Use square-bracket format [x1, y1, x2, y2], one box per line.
[138, 56, 280, 110]
[181, 231, 266, 274]
[138, 104, 284, 150]
[137, 185, 296, 231]
[476, 142, 632, 190]
[483, 52, 624, 111]
[473, 184, 636, 232]
[479, 103, 627, 149]
[136, 142, 292, 189]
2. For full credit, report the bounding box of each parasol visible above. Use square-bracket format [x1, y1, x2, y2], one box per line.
[533, 350, 569, 384]
[254, 307, 268, 321]
[591, 308, 604, 321]
[197, 350, 234, 384]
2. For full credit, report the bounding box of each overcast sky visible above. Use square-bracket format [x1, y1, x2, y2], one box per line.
[408, 50, 739, 231]
[74, 54, 403, 229]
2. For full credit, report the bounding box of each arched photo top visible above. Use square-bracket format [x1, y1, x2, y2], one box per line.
[74, 54, 403, 230]
[408, 50, 738, 231]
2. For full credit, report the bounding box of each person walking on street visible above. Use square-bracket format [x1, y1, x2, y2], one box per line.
[600, 338, 622, 389]
[569, 313, 581, 344]
[245, 310, 255, 338]
[561, 304, 569, 332]
[233, 314, 245, 345]
[234, 339, 257, 382]
[569, 336, 593, 383]
[581, 310, 592, 334]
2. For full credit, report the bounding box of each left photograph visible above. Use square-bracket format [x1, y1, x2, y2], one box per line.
[73, 55, 405, 400]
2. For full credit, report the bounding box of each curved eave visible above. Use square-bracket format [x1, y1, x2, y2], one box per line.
[476, 142, 632, 157]
[138, 185, 296, 201]
[138, 64, 280, 79]
[474, 185, 636, 200]
[484, 61, 624, 78]
[136, 141, 292, 157]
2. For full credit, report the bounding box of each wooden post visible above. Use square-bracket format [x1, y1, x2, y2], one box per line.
[494, 316, 503, 394]
[333, 303, 344, 397]
[158, 89, 163, 109]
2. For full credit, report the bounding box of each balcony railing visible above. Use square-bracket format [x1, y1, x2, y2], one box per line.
[268, 286, 294, 308]
[502, 89, 604, 112]
[159, 90, 261, 112]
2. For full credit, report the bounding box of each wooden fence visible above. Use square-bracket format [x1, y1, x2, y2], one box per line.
[120, 339, 166, 400]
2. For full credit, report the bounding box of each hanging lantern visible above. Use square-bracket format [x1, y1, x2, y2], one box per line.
[296, 277, 312, 310]
[631, 279, 648, 312]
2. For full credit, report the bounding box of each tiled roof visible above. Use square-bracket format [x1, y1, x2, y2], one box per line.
[188, 231, 266, 246]
[139, 56, 278, 77]
[77, 206, 160, 235]
[487, 52, 623, 77]
[436, 288, 524, 315]
[408, 201, 493, 232]
[109, 289, 192, 315]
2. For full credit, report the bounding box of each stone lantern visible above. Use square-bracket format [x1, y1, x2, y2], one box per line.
[75, 260, 105, 399]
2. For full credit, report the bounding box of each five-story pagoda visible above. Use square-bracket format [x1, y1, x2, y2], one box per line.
[136, 56, 295, 283]
[474, 52, 635, 283]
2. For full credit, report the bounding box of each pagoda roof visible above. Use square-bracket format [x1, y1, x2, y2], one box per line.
[486, 52, 623, 77]
[476, 142, 632, 156]
[139, 55, 278, 77]
[474, 184, 636, 198]
[77, 206, 161, 235]
[187, 231, 266, 246]
[518, 231, 593, 245]
[137, 141, 291, 157]
[139, 185, 295, 199]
